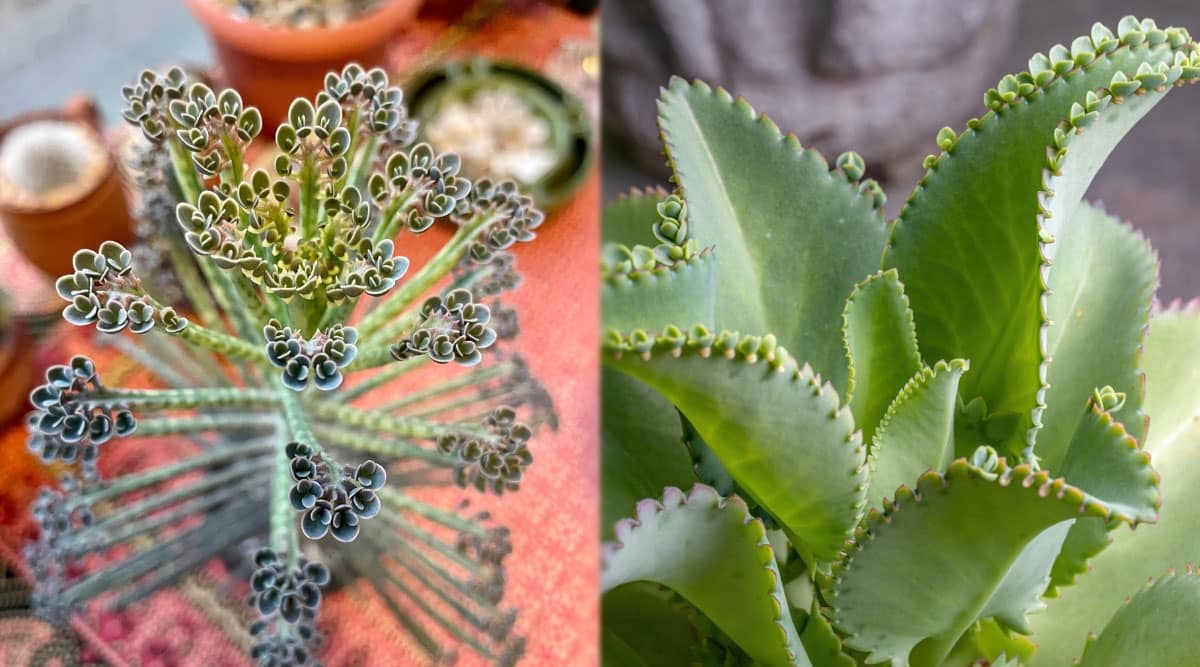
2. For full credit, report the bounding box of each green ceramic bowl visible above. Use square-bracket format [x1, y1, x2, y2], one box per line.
[406, 58, 593, 210]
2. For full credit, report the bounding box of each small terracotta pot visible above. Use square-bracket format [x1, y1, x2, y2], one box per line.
[185, 0, 421, 129]
[0, 98, 133, 278]
[0, 322, 33, 425]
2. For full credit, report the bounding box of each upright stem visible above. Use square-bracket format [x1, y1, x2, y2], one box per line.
[309, 402, 472, 439]
[85, 386, 278, 411]
[357, 222, 482, 341]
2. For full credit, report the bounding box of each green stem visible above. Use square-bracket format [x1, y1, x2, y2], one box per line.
[403, 386, 509, 420]
[382, 537, 501, 624]
[78, 440, 275, 506]
[376, 362, 509, 412]
[113, 496, 267, 609]
[309, 402, 470, 439]
[271, 417, 295, 554]
[84, 455, 270, 535]
[299, 158, 319, 241]
[346, 341, 407, 371]
[371, 553, 496, 657]
[62, 501, 264, 608]
[335, 357, 426, 403]
[171, 320, 265, 361]
[163, 239, 221, 329]
[85, 386, 278, 411]
[70, 474, 264, 552]
[133, 413, 277, 436]
[358, 217, 491, 342]
[168, 141, 203, 203]
[312, 425, 455, 464]
[345, 136, 378, 191]
[380, 487, 490, 538]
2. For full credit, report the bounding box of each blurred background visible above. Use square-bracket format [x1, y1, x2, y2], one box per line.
[603, 0, 1200, 301]
[0, 0, 597, 664]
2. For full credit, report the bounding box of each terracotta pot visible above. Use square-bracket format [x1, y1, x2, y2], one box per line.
[185, 0, 421, 129]
[0, 321, 33, 426]
[0, 98, 133, 278]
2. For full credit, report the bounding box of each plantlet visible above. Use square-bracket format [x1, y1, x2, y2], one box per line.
[221, 0, 385, 28]
[601, 16, 1200, 666]
[26, 64, 553, 666]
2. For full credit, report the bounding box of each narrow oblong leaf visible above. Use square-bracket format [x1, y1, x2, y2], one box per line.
[867, 359, 968, 510]
[658, 78, 888, 394]
[842, 270, 922, 445]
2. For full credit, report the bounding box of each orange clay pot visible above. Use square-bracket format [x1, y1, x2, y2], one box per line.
[0, 321, 33, 425]
[0, 97, 133, 278]
[185, 0, 421, 129]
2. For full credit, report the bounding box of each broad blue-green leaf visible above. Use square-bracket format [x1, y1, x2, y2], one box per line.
[603, 187, 668, 245]
[602, 582, 700, 666]
[866, 360, 968, 510]
[1045, 394, 1161, 592]
[1028, 305, 1200, 664]
[1077, 570, 1200, 667]
[601, 252, 717, 333]
[830, 460, 1119, 666]
[800, 606, 856, 667]
[883, 36, 1188, 456]
[658, 78, 888, 394]
[605, 327, 867, 563]
[1036, 203, 1155, 468]
[842, 270, 922, 445]
[602, 485, 810, 666]
[601, 367, 696, 539]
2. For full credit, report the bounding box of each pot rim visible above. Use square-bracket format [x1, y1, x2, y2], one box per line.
[184, 0, 420, 63]
[0, 109, 117, 216]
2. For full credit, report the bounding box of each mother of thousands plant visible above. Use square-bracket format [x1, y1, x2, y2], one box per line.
[601, 16, 1200, 667]
[25, 64, 554, 666]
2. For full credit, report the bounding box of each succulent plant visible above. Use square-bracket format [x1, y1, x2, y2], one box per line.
[221, 0, 385, 28]
[601, 17, 1200, 666]
[26, 64, 553, 666]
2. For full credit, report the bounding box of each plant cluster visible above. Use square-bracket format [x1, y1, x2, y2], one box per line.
[25, 63, 554, 666]
[221, 0, 386, 28]
[601, 16, 1200, 666]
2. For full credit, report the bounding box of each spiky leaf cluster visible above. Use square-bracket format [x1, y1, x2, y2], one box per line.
[55, 241, 186, 334]
[601, 16, 1200, 667]
[286, 442, 384, 542]
[26, 356, 135, 469]
[247, 548, 329, 665]
[264, 320, 358, 391]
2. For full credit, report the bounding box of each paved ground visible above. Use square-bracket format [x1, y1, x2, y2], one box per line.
[0, 0, 210, 120]
[602, 0, 1200, 300]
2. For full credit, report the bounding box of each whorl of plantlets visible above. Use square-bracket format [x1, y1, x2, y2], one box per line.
[27, 61, 551, 665]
